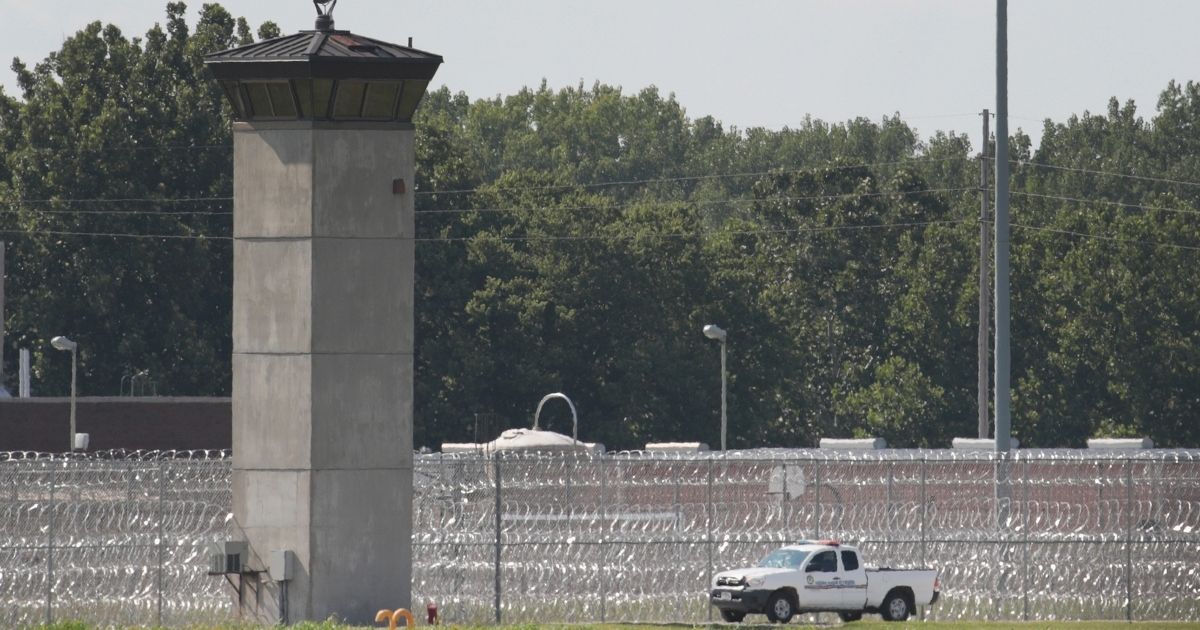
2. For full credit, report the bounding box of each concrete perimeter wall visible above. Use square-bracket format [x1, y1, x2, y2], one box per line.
[0, 397, 231, 452]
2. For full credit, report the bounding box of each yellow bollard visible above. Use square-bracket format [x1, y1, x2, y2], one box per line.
[376, 607, 416, 629]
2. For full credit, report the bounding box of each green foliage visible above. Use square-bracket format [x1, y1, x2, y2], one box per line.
[285, 621, 359, 630]
[410, 79, 1200, 449]
[32, 622, 92, 630]
[4, 4, 1199, 449]
[0, 2, 280, 397]
[837, 356, 948, 448]
[31, 622, 357, 630]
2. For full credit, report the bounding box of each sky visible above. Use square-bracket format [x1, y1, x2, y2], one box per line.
[2, 0, 1199, 151]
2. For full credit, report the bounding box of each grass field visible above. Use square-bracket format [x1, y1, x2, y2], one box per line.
[31, 621, 1200, 630]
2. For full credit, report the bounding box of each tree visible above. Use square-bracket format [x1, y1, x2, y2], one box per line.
[6, 5, 1200, 449]
[836, 356, 948, 448]
[0, 3, 276, 396]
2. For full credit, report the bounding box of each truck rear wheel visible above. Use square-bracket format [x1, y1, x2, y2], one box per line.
[765, 591, 795, 624]
[881, 591, 911, 621]
[720, 609, 745, 623]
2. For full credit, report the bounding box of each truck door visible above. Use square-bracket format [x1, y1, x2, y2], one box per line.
[800, 550, 842, 610]
[837, 549, 868, 609]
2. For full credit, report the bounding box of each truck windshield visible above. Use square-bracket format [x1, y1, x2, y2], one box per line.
[758, 549, 807, 569]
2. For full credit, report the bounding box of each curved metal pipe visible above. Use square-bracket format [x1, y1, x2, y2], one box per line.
[533, 392, 579, 445]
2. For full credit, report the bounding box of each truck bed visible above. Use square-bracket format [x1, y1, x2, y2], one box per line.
[864, 568, 938, 609]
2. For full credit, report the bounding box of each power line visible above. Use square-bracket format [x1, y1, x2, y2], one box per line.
[4, 196, 232, 205]
[899, 112, 982, 120]
[415, 219, 968, 243]
[414, 157, 969, 196]
[5, 156, 1195, 223]
[13, 136, 1200, 193]
[413, 158, 1200, 199]
[0, 229, 231, 241]
[22, 144, 232, 154]
[1, 157, 966, 206]
[5, 216, 1193, 252]
[1012, 223, 1200, 252]
[0, 219, 966, 243]
[2, 220, 1191, 254]
[1012, 191, 1200, 217]
[0, 208, 231, 216]
[1005, 159, 1200, 189]
[415, 187, 975, 216]
[11, 157, 1196, 208]
[1008, 115, 1047, 124]
[2, 187, 967, 215]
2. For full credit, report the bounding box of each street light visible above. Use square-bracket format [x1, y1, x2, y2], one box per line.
[51, 336, 78, 452]
[702, 324, 727, 451]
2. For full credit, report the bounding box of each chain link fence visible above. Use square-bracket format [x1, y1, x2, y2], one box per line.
[411, 449, 1200, 624]
[3, 448, 1199, 627]
[0, 450, 232, 629]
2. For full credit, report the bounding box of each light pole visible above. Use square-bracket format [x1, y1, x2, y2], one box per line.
[51, 336, 78, 451]
[703, 324, 727, 451]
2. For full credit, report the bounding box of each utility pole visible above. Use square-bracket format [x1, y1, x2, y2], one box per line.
[0, 241, 5, 391]
[993, 1, 1013, 559]
[994, 0, 1012, 452]
[978, 111, 991, 439]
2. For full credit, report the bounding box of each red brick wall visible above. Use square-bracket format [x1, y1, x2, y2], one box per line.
[0, 397, 231, 452]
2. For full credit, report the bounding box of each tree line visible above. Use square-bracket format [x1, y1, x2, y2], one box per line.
[1, 4, 1197, 449]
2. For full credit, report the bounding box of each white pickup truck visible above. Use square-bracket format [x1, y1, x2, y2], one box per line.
[709, 540, 939, 623]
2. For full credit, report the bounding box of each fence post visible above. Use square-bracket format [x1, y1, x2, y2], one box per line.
[493, 454, 503, 625]
[1022, 459, 1030, 621]
[886, 460, 894, 533]
[1152, 458, 1163, 526]
[814, 459, 822, 539]
[919, 457, 927, 568]
[127, 460, 135, 502]
[781, 460, 789, 541]
[672, 462, 682, 613]
[706, 457, 714, 622]
[46, 461, 56, 626]
[599, 456, 607, 623]
[919, 457, 927, 621]
[157, 459, 166, 627]
[1001, 453, 1012, 620]
[1126, 458, 1134, 622]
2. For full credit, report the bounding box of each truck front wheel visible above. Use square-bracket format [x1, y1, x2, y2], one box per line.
[881, 591, 911, 621]
[765, 591, 795, 624]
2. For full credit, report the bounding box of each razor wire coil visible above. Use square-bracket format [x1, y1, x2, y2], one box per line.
[3, 448, 1199, 627]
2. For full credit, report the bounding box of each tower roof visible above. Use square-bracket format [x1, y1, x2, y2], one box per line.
[204, 30, 442, 81]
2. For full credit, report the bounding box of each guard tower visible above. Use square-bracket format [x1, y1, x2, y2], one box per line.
[205, 1, 441, 623]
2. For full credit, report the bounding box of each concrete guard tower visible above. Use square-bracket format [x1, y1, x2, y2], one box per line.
[204, 2, 441, 624]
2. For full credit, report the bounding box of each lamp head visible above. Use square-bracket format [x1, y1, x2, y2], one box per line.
[702, 324, 727, 342]
[51, 336, 77, 352]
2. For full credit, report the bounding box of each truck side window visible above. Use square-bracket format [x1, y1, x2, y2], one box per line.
[841, 550, 859, 571]
[805, 550, 837, 573]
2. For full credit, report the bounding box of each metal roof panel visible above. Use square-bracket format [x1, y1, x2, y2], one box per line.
[205, 30, 441, 63]
[205, 29, 441, 82]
